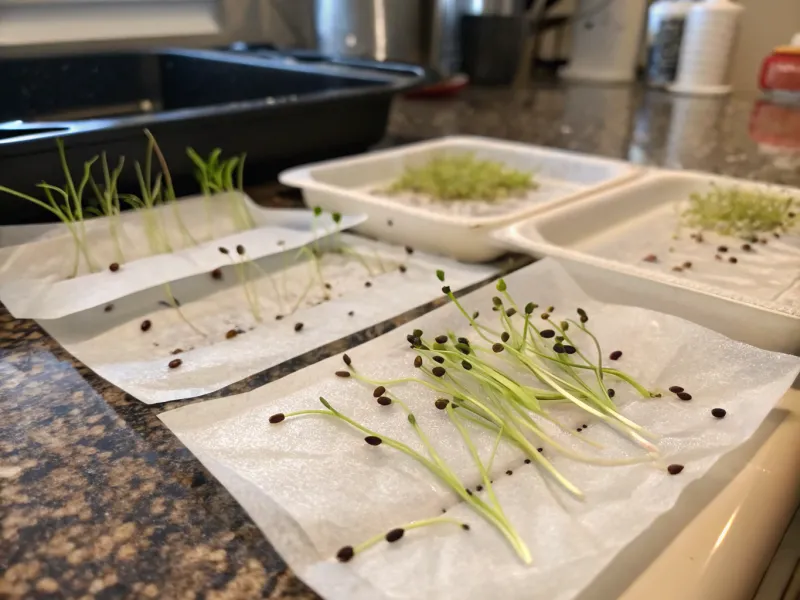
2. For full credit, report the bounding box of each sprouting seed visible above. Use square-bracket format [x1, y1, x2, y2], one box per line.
[365, 436, 383, 446]
[560, 321, 569, 331]
[336, 546, 355, 563]
[541, 313, 550, 320]
[414, 356, 423, 368]
[168, 358, 182, 369]
[335, 371, 351, 378]
[269, 413, 285, 424]
[472, 311, 480, 319]
[109, 262, 120, 272]
[729, 257, 738, 264]
[218, 247, 229, 255]
[434, 398, 449, 410]
[457, 337, 469, 345]
[413, 329, 423, 337]
[492, 297, 502, 307]
[377, 396, 392, 406]
[373, 385, 385, 397]
[399, 265, 407, 273]
[236, 244, 245, 255]
[711, 408, 726, 418]
[555, 335, 564, 343]
[608, 388, 616, 398]
[579, 315, 588, 323]
[669, 385, 684, 393]
[385, 528, 404, 543]
[525, 302, 535, 315]
[313, 206, 323, 216]
[492, 343, 504, 353]
[104, 304, 114, 312]
[294, 322, 304, 332]
[432, 366, 446, 377]
[442, 286, 451, 294]
[226, 329, 238, 339]
[343, 354, 352, 366]
[433, 356, 445, 364]
[667, 464, 684, 475]
[211, 268, 223, 280]
[577, 308, 587, 317]
[563, 345, 577, 354]
[553, 343, 565, 354]
[436, 270, 445, 282]
[496, 279, 507, 292]
[461, 360, 472, 370]
[540, 329, 555, 339]
[466, 488, 473, 496]
[609, 350, 623, 360]
[501, 332, 510, 343]
[506, 308, 517, 317]
[677, 392, 692, 401]
[141, 320, 152, 332]
[435, 335, 448, 344]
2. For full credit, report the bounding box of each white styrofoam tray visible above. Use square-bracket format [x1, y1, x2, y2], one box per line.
[494, 170, 800, 355]
[279, 136, 642, 263]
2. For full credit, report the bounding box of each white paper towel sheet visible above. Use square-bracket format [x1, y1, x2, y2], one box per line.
[38, 234, 495, 403]
[160, 259, 800, 600]
[0, 192, 365, 319]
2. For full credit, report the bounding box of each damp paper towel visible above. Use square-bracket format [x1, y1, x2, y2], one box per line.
[160, 259, 800, 600]
[38, 234, 496, 403]
[0, 192, 365, 319]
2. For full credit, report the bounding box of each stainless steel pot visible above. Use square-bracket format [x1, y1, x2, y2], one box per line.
[314, 0, 465, 77]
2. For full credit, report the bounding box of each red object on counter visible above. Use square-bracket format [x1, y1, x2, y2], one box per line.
[749, 100, 800, 149]
[759, 41, 800, 93]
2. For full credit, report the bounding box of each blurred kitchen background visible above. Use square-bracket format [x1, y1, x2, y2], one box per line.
[0, 0, 797, 92]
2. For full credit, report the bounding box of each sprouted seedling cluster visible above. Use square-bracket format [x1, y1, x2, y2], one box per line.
[386, 153, 538, 202]
[269, 272, 729, 564]
[0, 132, 255, 278]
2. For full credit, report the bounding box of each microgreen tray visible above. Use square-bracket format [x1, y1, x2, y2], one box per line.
[279, 136, 642, 262]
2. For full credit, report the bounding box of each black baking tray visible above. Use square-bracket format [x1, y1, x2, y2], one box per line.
[0, 48, 425, 224]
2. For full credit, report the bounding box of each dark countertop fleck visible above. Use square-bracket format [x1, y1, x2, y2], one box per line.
[2, 84, 799, 600]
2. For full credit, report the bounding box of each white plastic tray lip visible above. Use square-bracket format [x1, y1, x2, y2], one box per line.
[279, 135, 644, 231]
[494, 168, 800, 321]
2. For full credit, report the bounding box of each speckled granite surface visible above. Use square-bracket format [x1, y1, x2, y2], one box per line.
[2, 84, 799, 599]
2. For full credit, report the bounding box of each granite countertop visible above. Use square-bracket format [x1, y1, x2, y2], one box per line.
[2, 84, 799, 600]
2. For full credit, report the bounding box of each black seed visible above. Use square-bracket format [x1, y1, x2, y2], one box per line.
[667, 464, 684, 475]
[336, 546, 354, 562]
[492, 343, 504, 353]
[564, 345, 577, 354]
[577, 308, 587, 317]
[365, 436, 383, 446]
[432, 366, 446, 377]
[434, 398, 449, 410]
[140, 320, 152, 332]
[476, 485, 483, 491]
[275, 315, 284, 321]
[537, 447, 543, 453]
[580, 315, 588, 323]
[413, 328, 423, 337]
[377, 396, 392, 406]
[677, 392, 692, 401]
[456, 343, 470, 355]
[718, 245, 728, 252]
[294, 322, 304, 332]
[582, 424, 588, 428]
[466, 488, 472, 496]
[348, 311, 355, 317]
[501, 332, 510, 342]
[711, 408, 726, 419]
[741, 244, 752, 252]
[104, 304, 114, 312]
[269, 413, 285, 424]
[577, 428, 582, 432]
[461, 360, 472, 370]
[385, 528, 404, 542]
[414, 356, 423, 368]
[609, 350, 623, 360]
[506, 470, 513, 476]
[435, 335, 448, 344]
[168, 358, 182, 369]
[553, 343, 565, 354]
[364, 281, 372, 288]
[109, 262, 120, 272]
[669, 386, 684, 393]
[399, 265, 407, 273]
[432, 356, 444, 364]
[458, 337, 469, 345]
[462, 524, 470, 531]
[405, 246, 414, 255]
[442, 286, 451, 294]
[226, 329, 238, 339]
[540, 329, 555, 339]
[608, 388, 615, 398]
[373, 385, 385, 397]
[729, 256, 737, 264]
[211, 267, 223, 280]
[219, 247, 229, 254]
[506, 308, 517, 317]
[236, 244, 245, 255]
[335, 371, 350, 378]
[343, 354, 352, 366]
[472, 311, 480, 319]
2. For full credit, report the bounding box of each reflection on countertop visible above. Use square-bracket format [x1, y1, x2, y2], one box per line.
[2, 82, 799, 600]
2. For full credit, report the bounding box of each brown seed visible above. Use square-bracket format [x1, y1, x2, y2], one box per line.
[434, 398, 449, 410]
[432, 366, 446, 377]
[435, 335, 448, 344]
[711, 408, 726, 418]
[269, 413, 285, 424]
[501, 332, 510, 342]
[171, 348, 183, 355]
[667, 464, 684, 475]
[760, 238, 768, 244]
[537, 448, 543, 453]
[385, 528, 404, 543]
[218, 247, 229, 254]
[324, 282, 332, 290]
[275, 315, 284, 321]
[607, 388, 615, 398]
[405, 246, 414, 255]
[343, 354, 352, 366]
[335, 371, 351, 378]
[140, 320, 152, 332]
[336, 546, 355, 562]
[729, 256, 738, 264]
[168, 358, 182, 369]
[414, 356, 423, 368]
[683, 261, 692, 269]
[643, 254, 658, 263]
[104, 304, 114, 312]
[741, 244, 751, 252]
[672, 266, 684, 273]
[717, 245, 728, 253]
[505, 308, 516, 317]
[677, 392, 692, 401]
[373, 385, 385, 397]
[109, 262, 120, 272]
[432, 356, 445, 364]
[377, 396, 392, 406]
[609, 350, 622, 360]
[294, 322, 304, 332]
[236, 244, 245, 255]
[364, 436, 382, 446]
[669, 385, 684, 393]
[211, 268, 223, 280]
[492, 343, 504, 353]
[364, 281, 372, 288]
[524, 459, 531, 464]
[540, 329, 555, 339]
[399, 265, 407, 273]
[506, 470, 513, 476]
[226, 329, 238, 339]
[461, 360, 472, 370]
[714, 254, 722, 261]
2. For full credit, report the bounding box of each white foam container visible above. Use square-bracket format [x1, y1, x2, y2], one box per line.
[279, 136, 642, 262]
[494, 170, 800, 355]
